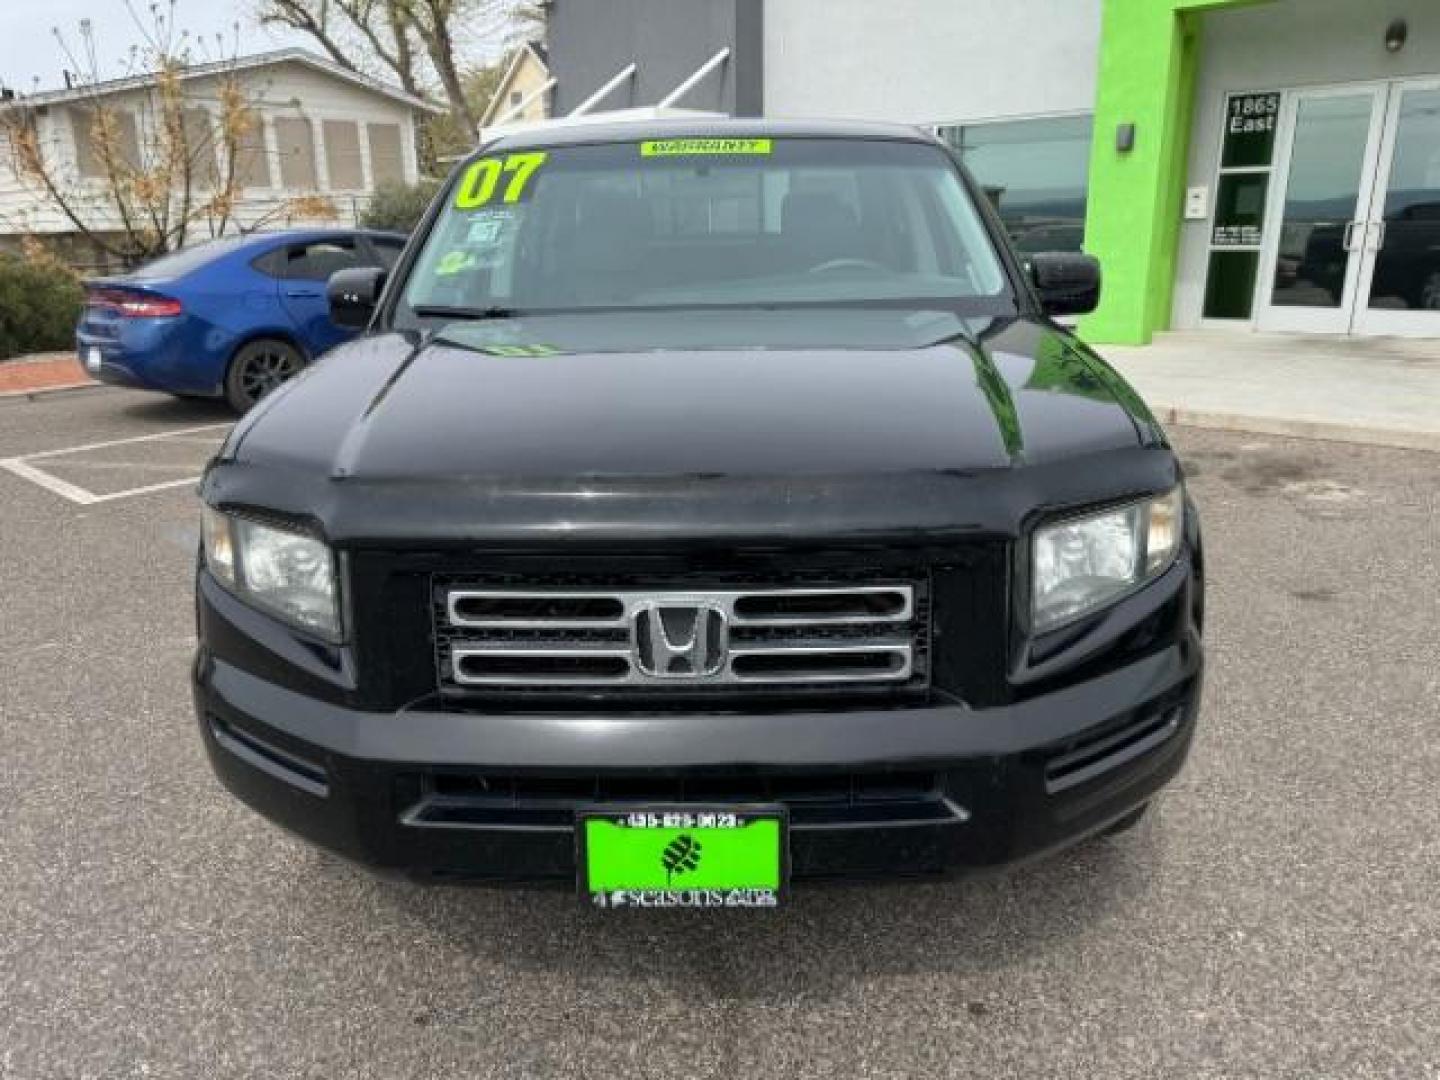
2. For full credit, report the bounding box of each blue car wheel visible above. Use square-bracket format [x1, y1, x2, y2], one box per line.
[225, 338, 305, 413]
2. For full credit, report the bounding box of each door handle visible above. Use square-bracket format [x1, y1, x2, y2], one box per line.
[1341, 221, 1363, 251]
[1366, 220, 1387, 252]
[285, 288, 321, 298]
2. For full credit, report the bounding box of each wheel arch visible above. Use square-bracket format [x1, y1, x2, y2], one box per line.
[225, 328, 312, 374]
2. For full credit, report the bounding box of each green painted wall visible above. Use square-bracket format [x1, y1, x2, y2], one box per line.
[1080, 0, 1272, 344]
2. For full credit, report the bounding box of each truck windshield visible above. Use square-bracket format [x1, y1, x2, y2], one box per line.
[397, 136, 1010, 322]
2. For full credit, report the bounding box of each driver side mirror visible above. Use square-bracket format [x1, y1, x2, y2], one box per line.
[1028, 252, 1101, 317]
[327, 266, 388, 330]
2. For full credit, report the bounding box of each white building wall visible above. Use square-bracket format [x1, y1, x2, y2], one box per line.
[0, 59, 425, 248]
[0, 110, 78, 234]
[1172, 0, 1440, 328]
[763, 0, 1101, 125]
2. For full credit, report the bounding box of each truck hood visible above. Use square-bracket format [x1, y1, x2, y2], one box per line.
[207, 309, 1173, 545]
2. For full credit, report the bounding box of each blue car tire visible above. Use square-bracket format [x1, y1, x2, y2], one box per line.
[225, 338, 305, 414]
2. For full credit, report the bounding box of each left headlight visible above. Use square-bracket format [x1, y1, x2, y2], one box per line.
[202, 506, 341, 641]
[1031, 487, 1183, 634]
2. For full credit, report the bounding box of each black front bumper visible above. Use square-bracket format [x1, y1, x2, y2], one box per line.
[192, 636, 1202, 884]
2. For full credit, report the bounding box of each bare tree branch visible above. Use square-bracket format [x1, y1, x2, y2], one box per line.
[0, 9, 319, 266]
[255, 0, 534, 141]
[400, 0, 476, 132]
[259, 0, 361, 72]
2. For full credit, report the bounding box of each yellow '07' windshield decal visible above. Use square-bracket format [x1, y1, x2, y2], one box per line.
[454, 151, 548, 208]
[640, 138, 773, 157]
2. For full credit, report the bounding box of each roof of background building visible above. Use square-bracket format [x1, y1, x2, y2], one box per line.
[478, 39, 552, 127]
[1, 47, 443, 114]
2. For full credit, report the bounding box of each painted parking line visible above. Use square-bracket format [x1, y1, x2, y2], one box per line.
[0, 422, 230, 505]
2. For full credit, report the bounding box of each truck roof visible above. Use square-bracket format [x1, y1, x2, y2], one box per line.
[482, 116, 939, 154]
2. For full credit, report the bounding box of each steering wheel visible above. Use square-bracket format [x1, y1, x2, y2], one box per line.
[805, 257, 890, 275]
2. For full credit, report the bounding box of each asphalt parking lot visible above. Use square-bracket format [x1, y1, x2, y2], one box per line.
[1, 387, 1437, 1079]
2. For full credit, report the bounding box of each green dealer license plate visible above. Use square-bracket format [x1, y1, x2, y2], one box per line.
[578, 806, 787, 909]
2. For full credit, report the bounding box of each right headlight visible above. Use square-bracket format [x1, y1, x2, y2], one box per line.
[1031, 486, 1183, 633]
[202, 506, 341, 641]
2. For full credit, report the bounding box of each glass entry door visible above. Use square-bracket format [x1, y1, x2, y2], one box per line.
[1353, 80, 1440, 336]
[1256, 78, 1440, 336]
[1255, 86, 1388, 333]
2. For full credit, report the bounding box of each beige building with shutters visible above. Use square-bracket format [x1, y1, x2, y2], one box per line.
[479, 42, 552, 129]
[0, 49, 439, 271]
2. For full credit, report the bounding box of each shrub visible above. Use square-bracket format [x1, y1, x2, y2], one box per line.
[360, 178, 444, 234]
[0, 253, 84, 361]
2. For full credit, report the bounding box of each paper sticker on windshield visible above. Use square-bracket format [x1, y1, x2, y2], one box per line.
[434, 250, 477, 277]
[640, 138, 773, 157]
[454, 151, 547, 208]
[465, 209, 512, 246]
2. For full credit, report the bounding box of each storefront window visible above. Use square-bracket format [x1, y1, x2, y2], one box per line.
[1202, 91, 1281, 320]
[1202, 251, 1261, 319]
[938, 115, 1093, 253]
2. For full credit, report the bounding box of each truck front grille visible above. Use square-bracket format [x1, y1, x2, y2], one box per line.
[434, 580, 929, 693]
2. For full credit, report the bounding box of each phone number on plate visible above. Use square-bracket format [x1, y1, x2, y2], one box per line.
[619, 812, 741, 829]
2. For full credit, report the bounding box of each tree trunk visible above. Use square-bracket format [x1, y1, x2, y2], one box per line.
[411, 0, 477, 133]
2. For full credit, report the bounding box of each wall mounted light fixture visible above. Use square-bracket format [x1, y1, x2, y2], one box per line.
[1385, 18, 1408, 53]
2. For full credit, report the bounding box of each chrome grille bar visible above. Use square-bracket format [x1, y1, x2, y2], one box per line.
[446, 585, 913, 629]
[442, 584, 919, 688]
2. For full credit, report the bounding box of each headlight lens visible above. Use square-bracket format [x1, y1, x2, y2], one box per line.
[1032, 487, 1184, 633]
[203, 508, 340, 640]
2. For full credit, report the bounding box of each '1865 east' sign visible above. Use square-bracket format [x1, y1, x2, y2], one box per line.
[1223, 92, 1281, 169]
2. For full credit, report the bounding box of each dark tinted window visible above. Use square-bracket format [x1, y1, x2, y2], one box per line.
[250, 248, 287, 278]
[370, 238, 406, 269]
[284, 239, 362, 281]
[402, 138, 1006, 317]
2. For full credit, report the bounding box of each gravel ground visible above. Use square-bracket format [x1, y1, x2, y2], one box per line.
[1, 389, 1437, 1079]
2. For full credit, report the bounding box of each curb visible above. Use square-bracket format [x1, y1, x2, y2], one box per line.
[1155, 405, 1440, 454]
[0, 354, 74, 366]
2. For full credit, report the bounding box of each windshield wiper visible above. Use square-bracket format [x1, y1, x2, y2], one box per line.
[410, 304, 524, 321]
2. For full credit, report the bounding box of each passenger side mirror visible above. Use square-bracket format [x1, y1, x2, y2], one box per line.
[1028, 252, 1102, 317]
[327, 266, 387, 330]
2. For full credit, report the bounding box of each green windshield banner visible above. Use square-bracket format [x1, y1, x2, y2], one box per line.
[640, 138, 773, 157]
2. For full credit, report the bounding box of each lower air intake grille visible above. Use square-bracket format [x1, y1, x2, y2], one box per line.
[400, 770, 957, 830]
[1044, 696, 1187, 794]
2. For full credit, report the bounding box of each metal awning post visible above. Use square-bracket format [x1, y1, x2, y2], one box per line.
[657, 48, 730, 109]
[569, 63, 638, 117]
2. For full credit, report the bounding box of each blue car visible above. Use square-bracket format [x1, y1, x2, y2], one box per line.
[76, 228, 406, 412]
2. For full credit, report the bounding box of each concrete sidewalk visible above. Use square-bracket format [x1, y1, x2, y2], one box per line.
[1100, 331, 1440, 453]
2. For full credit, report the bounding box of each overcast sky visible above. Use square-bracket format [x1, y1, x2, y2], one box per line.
[0, 0, 305, 93]
[0, 0, 513, 95]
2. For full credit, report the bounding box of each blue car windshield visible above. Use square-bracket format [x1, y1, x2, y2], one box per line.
[398, 136, 1010, 321]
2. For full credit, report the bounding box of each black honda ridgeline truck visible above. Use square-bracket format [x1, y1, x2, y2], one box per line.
[194, 120, 1203, 906]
